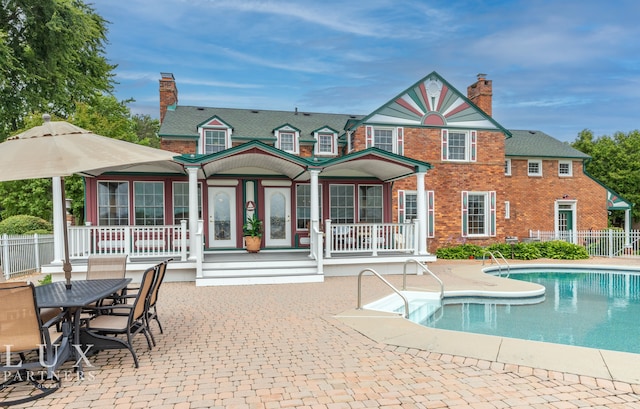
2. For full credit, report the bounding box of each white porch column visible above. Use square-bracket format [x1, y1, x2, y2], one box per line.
[309, 169, 320, 256]
[187, 167, 199, 260]
[625, 208, 631, 247]
[52, 176, 65, 264]
[416, 171, 428, 255]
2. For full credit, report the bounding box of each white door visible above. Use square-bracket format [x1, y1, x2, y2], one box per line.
[265, 187, 291, 247]
[208, 187, 236, 248]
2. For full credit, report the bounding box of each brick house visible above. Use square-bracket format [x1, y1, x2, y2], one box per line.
[157, 71, 615, 247]
[76, 71, 626, 285]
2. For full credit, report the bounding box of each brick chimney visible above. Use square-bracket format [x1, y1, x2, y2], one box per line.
[467, 73, 492, 116]
[159, 72, 178, 123]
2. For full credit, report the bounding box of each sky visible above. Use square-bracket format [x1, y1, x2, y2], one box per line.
[89, 0, 640, 142]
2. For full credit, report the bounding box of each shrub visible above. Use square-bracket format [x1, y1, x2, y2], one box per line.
[0, 215, 52, 234]
[436, 244, 483, 259]
[436, 240, 587, 260]
[537, 240, 589, 260]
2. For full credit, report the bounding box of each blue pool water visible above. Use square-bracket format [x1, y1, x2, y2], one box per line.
[420, 271, 640, 354]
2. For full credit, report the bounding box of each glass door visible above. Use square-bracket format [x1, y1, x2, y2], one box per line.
[264, 187, 291, 247]
[208, 187, 236, 248]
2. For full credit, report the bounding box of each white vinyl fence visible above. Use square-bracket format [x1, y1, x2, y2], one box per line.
[528, 229, 640, 258]
[0, 233, 55, 279]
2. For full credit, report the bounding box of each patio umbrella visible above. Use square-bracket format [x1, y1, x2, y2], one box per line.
[0, 114, 182, 288]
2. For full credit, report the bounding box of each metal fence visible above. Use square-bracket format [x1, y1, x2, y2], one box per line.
[528, 229, 640, 258]
[0, 233, 55, 279]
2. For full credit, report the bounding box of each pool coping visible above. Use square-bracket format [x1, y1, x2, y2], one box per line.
[335, 262, 640, 385]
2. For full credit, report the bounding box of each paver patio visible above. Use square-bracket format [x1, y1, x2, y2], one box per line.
[5, 258, 640, 408]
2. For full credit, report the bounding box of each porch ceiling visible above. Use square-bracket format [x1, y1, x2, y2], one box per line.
[322, 151, 423, 182]
[202, 152, 308, 180]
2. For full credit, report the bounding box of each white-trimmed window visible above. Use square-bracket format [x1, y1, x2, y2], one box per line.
[359, 185, 383, 223]
[441, 130, 477, 162]
[134, 181, 164, 226]
[558, 160, 572, 177]
[365, 126, 404, 154]
[314, 128, 337, 156]
[398, 190, 435, 238]
[462, 191, 496, 237]
[172, 182, 203, 224]
[296, 184, 322, 230]
[505, 159, 512, 176]
[199, 117, 232, 154]
[275, 126, 300, 154]
[528, 160, 542, 176]
[329, 184, 354, 223]
[204, 130, 227, 154]
[98, 181, 129, 226]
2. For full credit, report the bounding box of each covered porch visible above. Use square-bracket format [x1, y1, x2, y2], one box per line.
[47, 142, 435, 285]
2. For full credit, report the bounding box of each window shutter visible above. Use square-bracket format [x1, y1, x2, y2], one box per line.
[398, 190, 405, 222]
[470, 130, 477, 162]
[461, 191, 468, 237]
[441, 129, 448, 161]
[427, 190, 435, 238]
[397, 127, 404, 155]
[490, 191, 496, 236]
[366, 126, 373, 148]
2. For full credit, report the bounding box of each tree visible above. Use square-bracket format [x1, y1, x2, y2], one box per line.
[0, 0, 115, 140]
[572, 129, 640, 223]
[132, 114, 161, 148]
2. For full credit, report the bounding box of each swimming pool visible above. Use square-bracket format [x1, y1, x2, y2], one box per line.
[419, 271, 640, 354]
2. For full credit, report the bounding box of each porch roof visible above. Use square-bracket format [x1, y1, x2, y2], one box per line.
[176, 141, 432, 182]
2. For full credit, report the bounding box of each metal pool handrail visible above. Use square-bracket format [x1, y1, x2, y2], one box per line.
[403, 258, 444, 300]
[357, 268, 410, 318]
[482, 250, 510, 277]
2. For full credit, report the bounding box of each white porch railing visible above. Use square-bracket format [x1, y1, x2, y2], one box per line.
[528, 229, 640, 258]
[68, 220, 188, 260]
[324, 221, 417, 258]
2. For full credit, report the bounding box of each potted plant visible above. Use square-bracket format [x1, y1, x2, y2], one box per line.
[243, 214, 263, 253]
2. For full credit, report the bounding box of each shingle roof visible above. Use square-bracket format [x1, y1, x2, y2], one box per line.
[505, 129, 590, 159]
[160, 107, 589, 160]
[159, 106, 363, 143]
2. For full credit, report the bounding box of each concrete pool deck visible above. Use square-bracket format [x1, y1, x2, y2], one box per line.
[337, 257, 640, 386]
[4, 257, 640, 408]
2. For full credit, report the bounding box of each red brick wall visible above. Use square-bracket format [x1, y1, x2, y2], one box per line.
[503, 159, 608, 239]
[299, 145, 313, 158]
[161, 139, 196, 155]
[354, 126, 507, 251]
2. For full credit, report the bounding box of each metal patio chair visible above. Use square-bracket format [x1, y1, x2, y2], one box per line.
[0, 282, 72, 406]
[86, 254, 128, 280]
[83, 265, 156, 368]
[145, 259, 171, 345]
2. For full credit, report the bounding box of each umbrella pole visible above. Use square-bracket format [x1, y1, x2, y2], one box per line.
[60, 177, 72, 289]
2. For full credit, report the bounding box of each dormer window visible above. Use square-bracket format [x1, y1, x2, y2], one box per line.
[198, 116, 232, 154]
[274, 125, 300, 154]
[279, 132, 295, 151]
[313, 127, 338, 156]
[204, 130, 227, 154]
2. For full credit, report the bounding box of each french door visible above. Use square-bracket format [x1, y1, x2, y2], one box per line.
[264, 187, 291, 247]
[207, 187, 236, 248]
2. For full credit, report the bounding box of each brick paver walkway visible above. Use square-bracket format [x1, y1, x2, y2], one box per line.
[7, 268, 640, 408]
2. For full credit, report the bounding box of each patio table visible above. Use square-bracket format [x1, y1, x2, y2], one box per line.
[35, 278, 131, 372]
